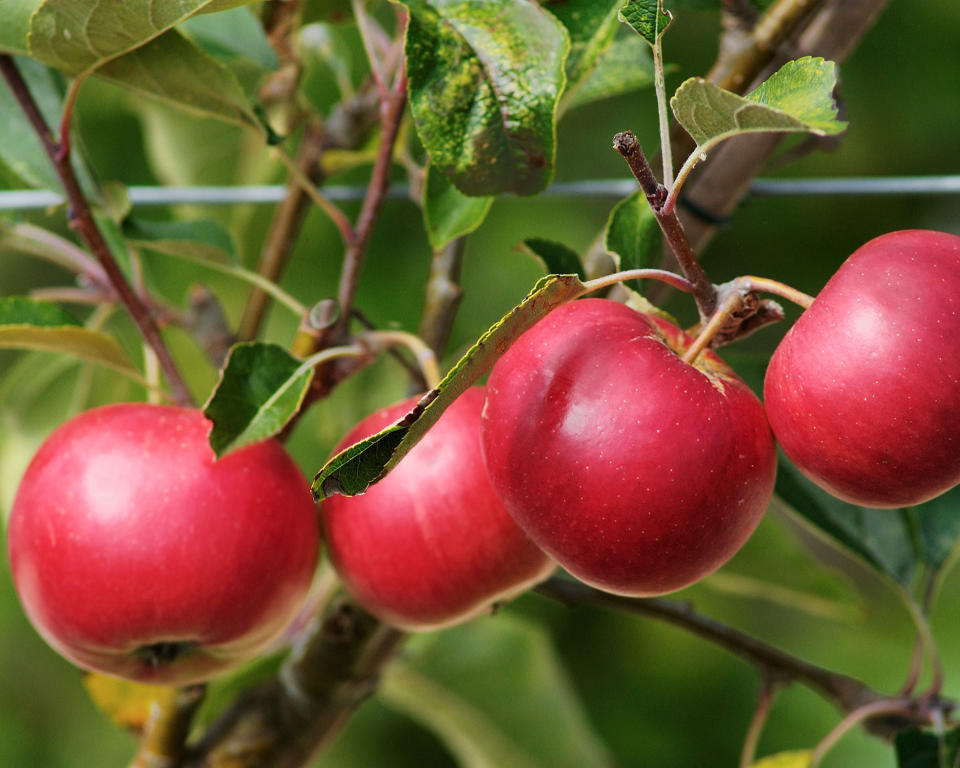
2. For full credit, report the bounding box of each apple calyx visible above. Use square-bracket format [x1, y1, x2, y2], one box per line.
[136, 641, 193, 669]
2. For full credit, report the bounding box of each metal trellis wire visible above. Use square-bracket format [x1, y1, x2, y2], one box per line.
[1, 176, 959, 211]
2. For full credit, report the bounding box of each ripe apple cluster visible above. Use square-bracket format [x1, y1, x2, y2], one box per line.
[323, 229, 960, 621]
[10, 229, 959, 682]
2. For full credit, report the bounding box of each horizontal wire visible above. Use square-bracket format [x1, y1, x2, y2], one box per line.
[1, 176, 959, 211]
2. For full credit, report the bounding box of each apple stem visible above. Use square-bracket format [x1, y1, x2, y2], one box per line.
[738, 678, 780, 768]
[737, 275, 815, 309]
[682, 289, 745, 363]
[903, 595, 945, 697]
[360, 330, 443, 390]
[581, 268, 695, 296]
[809, 698, 916, 767]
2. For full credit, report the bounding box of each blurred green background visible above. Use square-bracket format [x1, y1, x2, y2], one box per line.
[1, 1, 959, 765]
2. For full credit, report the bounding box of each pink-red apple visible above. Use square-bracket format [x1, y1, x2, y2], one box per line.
[764, 229, 960, 508]
[321, 387, 554, 630]
[8, 403, 319, 684]
[480, 298, 776, 597]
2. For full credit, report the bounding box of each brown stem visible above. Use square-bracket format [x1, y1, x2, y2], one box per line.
[677, 0, 892, 254]
[183, 599, 405, 768]
[0, 55, 194, 407]
[282, 68, 408, 429]
[332, 70, 408, 341]
[239, 122, 327, 341]
[56, 74, 87, 164]
[612, 131, 718, 321]
[129, 685, 205, 768]
[712, 0, 827, 93]
[418, 237, 466, 358]
[535, 576, 878, 715]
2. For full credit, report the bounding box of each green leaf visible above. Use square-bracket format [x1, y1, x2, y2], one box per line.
[750, 752, 813, 768]
[895, 727, 960, 768]
[562, 32, 655, 113]
[520, 238, 586, 281]
[299, 22, 359, 116]
[27, 0, 247, 77]
[0, 56, 63, 190]
[671, 56, 847, 152]
[203, 342, 316, 457]
[398, 0, 569, 196]
[379, 615, 611, 768]
[181, 6, 278, 71]
[775, 458, 960, 588]
[0, 296, 80, 327]
[94, 30, 263, 131]
[302, 0, 354, 25]
[604, 188, 662, 292]
[314, 274, 586, 497]
[424, 163, 494, 251]
[618, 0, 672, 47]
[911, 490, 960, 575]
[0, 298, 136, 374]
[124, 217, 237, 263]
[0, 0, 40, 55]
[541, 0, 621, 87]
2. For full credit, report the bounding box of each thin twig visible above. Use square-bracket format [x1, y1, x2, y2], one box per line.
[332, 69, 408, 341]
[353, 0, 389, 99]
[56, 74, 88, 164]
[418, 237, 466, 358]
[535, 576, 878, 714]
[275, 148, 355, 245]
[239, 122, 328, 341]
[0, 55, 194, 407]
[740, 679, 780, 768]
[612, 131, 718, 320]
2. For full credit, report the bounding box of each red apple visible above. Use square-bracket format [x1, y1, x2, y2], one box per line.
[7, 403, 319, 685]
[480, 299, 776, 597]
[321, 387, 554, 630]
[764, 229, 960, 508]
